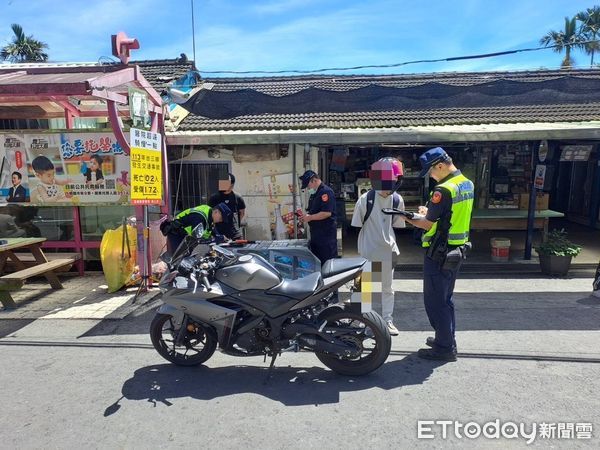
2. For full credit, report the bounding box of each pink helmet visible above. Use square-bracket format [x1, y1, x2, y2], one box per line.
[370, 157, 404, 179]
[369, 157, 403, 191]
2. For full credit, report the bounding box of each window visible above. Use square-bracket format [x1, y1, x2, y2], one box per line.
[169, 161, 229, 213]
[79, 206, 135, 241]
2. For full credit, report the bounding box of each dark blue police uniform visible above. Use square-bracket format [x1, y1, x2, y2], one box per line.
[423, 173, 460, 353]
[307, 183, 338, 265]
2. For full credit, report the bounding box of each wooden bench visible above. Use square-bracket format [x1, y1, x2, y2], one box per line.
[0, 259, 75, 309]
[3, 252, 81, 273]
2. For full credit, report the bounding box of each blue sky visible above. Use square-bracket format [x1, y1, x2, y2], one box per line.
[1, 0, 599, 75]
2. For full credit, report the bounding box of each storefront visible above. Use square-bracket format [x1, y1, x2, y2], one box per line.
[164, 143, 317, 241]
[164, 68, 600, 262]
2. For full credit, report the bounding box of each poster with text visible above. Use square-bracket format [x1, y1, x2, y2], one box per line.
[27, 133, 131, 205]
[0, 134, 29, 203]
[130, 128, 162, 205]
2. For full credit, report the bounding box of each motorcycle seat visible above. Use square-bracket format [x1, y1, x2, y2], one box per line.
[267, 272, 323, 300]
[321, 257, 366, 279]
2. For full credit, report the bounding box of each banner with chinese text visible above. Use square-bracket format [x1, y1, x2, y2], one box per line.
[129, 128, 162, 205]
[0, 132, 130, 205]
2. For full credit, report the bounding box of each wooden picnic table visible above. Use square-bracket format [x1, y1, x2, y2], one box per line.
[0, 237, 75, 309]
[0, 237, 48, 274]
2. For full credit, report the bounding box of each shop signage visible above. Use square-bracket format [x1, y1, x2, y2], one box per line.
[534, 164, 547, 190]
[0, 132, 130, 205]
[129, 128, 162, 205]
[560, 145, 592, 161]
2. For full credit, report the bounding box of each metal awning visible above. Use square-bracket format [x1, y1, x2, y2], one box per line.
[166, 121, 600, 146]
[0, 63, 165, 151]
[0, 65, 162, 119]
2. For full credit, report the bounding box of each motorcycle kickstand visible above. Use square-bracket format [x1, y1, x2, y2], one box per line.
[263, 351, 279, 385]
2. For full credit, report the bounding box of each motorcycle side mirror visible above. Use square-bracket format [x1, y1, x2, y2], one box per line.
[192, 222, 206, 239]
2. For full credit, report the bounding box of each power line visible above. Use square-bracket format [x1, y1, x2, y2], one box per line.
[196, 39, 600, 75]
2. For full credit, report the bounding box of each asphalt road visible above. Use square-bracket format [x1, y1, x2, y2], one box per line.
[1, 276, 599, 449]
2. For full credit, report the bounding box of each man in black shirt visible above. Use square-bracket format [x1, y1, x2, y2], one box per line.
[208, 172, 246, 238]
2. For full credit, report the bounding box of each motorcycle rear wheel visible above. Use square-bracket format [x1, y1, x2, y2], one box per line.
[315, 310, 391, 376]
[150, 313, 217, 366]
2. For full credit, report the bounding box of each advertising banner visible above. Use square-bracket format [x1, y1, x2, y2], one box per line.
[130, 128, 162, 205]
[0, 132, 132, 205]
[534, 164, 547, 190]
[0, 134, 29, 202]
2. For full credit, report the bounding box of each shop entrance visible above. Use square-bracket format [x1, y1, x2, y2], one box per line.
[168, 161, 230, 213]
[554, 145, 598, 228]
[323, 144, 476, 258]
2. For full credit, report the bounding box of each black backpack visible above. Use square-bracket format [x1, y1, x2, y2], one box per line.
[362, 189, 401, 224]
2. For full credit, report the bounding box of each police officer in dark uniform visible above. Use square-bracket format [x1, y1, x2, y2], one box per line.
[404, 147, 474, 362]
[299, 170, 338, 265]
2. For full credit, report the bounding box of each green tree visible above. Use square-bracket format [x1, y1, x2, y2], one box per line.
[576, 6, 600, 66]
[1, 24, 49, 63]
[540, 16, 582, 68]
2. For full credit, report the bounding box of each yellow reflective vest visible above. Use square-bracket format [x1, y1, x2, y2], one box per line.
[175, 205, 213, 239]
[422, 173, 474, 248]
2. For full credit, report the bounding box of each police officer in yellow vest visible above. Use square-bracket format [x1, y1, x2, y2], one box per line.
[404, 147, 474, 362]
[161, 203, 234, 250]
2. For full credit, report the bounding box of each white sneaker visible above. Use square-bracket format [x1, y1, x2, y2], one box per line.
[386, 320, 399, 336]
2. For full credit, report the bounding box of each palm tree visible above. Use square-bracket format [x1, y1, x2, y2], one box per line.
[577, 6, 600, 66]
[1, 24, 49, 63]
[540, 16, 582, 68]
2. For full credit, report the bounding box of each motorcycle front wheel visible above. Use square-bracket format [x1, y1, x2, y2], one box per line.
[150, 313, 217, 366]
[315, 310, 391, 376]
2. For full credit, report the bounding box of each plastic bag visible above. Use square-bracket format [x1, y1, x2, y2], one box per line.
[100, 224, 137, 293]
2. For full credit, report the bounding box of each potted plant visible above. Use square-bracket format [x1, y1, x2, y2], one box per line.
[535, 229, 582, 276]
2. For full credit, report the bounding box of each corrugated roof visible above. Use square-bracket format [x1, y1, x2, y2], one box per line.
[177, 69, 600, 131]
[0, 58, 195, 93]
[202, 68, 600, 96]
[178, 103, 600, 131]
[0, 70, 107, 85]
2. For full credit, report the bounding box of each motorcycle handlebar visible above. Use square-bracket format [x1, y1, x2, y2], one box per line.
[197, 269, 212, 291]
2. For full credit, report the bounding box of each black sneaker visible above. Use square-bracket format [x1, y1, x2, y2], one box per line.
[417, 347, 457, 362]
[426, 336, 457, 351]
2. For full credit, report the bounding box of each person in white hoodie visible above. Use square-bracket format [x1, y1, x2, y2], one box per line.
[351, 158, 405, 336]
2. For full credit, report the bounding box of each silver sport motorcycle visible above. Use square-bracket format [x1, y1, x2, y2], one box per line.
[151, 224, 391, 376]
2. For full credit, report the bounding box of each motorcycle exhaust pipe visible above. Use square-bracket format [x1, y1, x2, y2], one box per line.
[282, 323, 318, 339]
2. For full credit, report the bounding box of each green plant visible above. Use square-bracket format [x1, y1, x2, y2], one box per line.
[536, 229, 582, 257]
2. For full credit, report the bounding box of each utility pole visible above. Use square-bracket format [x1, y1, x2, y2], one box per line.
[191, 0, 197, 65]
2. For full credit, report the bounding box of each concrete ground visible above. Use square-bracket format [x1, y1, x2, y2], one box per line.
[0, 273, 160, 320]
[1, 273, 599, 448]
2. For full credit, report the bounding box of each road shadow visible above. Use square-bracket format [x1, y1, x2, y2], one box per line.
[104, 353, 446, 414]
[577, 295, 600, 307]
[0, 318, 36, 338]
[79, 306, 157, 338]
